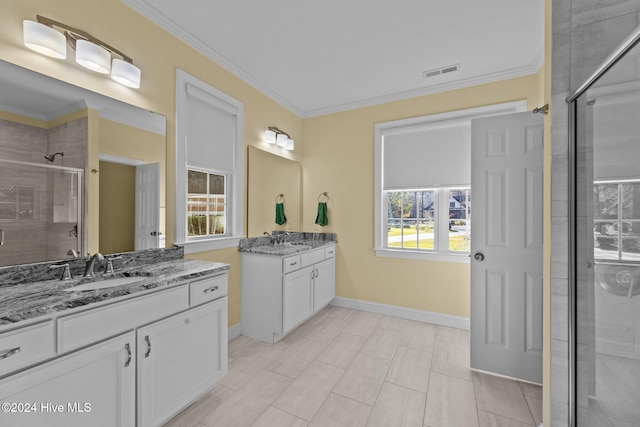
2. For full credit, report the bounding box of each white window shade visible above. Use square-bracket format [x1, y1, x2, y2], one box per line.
[382, 124, 470, 190]
[186, 86, 236, 172]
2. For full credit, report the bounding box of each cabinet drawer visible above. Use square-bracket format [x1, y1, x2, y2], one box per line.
[324, 245, 336, 258]
[283, 255, 301, 273]
[301, 248, 325, 267]
[190, 274, 228, 306]
[0, 320, 54, 377]
[57, 285, 189, 353]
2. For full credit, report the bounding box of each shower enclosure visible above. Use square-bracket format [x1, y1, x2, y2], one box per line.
[0, 159, 83, 267]
[569, 26, 640, 426]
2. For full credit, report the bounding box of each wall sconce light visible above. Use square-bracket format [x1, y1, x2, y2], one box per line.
[264, 126, 294, 150]
[22, 15, 142, 89]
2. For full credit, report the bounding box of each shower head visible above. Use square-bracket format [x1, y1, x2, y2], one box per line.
[44, 152, 64, 162]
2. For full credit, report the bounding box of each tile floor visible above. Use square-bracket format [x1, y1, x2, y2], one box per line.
[164, 306, 542, 427]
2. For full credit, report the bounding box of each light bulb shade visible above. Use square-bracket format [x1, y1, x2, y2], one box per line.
[276, 133, 288, 147]
[264, 129, 277, 144]
[75, 39, 110, 74]
[111, 59, 141, 88]
[23, 20, 66, 59]
[283, 137, 295, 151]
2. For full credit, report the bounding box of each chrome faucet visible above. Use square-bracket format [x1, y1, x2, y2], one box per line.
[84, 253, 104, 278]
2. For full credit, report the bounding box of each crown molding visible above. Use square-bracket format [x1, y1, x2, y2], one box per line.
[302, 47, 544, 118]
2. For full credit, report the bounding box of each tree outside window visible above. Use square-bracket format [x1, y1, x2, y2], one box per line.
[594, 181, 640, 260]
[386, 188, 470, 252]
[187, 169, 226, 237]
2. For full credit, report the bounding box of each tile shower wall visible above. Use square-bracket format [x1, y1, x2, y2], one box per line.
[0, 116, 87, 265]
[551, 1, 640, 425]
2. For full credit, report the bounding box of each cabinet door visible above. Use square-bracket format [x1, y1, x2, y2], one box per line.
[313, 258, 336, 312]
[283, 266, 314, 333]
[137, 298, 228, 427]
[0, 332, 135, 427]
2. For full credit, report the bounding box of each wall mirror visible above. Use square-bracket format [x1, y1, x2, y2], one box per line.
[247, 146, 301, 237]
[0, 60, 166, 267]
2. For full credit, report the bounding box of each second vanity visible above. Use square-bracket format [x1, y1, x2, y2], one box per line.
[0, 248, 228, 427]
[240, 233, 336, 344]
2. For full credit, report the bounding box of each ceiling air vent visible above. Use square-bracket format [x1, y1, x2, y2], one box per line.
[422, 63, 461, 79]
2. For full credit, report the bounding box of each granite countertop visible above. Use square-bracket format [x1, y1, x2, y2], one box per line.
[0, 258, 229, 327]
[238, 232, 337, 256]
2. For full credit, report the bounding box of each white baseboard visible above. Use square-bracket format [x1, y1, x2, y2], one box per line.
[228, 323, 242, 341]
[329, 297, 470, 330]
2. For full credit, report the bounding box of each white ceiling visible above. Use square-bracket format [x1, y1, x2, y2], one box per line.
[124, 0, 544, 118]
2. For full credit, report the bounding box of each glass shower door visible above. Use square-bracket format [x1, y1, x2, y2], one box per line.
[0, 160, 83, 267]
[573, 33, 640, 426]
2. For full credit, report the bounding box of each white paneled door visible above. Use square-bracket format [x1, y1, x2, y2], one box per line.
[135, 163, 160, 250]
[470, 112, 543, 383]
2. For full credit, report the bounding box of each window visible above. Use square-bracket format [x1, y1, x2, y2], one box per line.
[176, 70, 244, 252]
[374, 101, 526, 262]
[187, 169, 226, 237]
[594, 180, 640, 261]
[385, 188, 471, 253]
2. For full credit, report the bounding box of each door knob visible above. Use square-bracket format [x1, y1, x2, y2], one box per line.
[474, 252, 485, 262]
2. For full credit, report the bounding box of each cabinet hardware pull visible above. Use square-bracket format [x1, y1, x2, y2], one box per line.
[0, 229, 4, 246]
[124, 343, 132, 367]
[0, 347, 20, 360]
[315, 268, 319, 278]
[144, 335, 151, 358]
[204, 285, 219, 293]
[290, 261, 297, 266]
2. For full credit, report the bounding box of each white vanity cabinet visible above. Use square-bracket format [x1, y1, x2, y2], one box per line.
[0, 332, 135, 427]
[0, 320, 55, 377]
[282, 265, 315, 333]
[0, 270, 228, 427]
[137, 296, 227, 427]
[313, 245, 336, 311]
[242, 244, 335, 343]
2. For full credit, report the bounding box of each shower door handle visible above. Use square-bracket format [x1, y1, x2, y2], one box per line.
[0, 229, 4, 246]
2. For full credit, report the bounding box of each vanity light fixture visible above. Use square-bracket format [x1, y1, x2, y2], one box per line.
[265, 126, 294, 150]
[264, 128, 277, 144]
[75, 39, 110, 74]
[22, 15, 142, 89]
[23, 20, 66, 59]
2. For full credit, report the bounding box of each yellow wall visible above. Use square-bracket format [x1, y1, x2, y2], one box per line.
[99, 161, 136, 253]
[302, 73, 544, 317]
[0, 111, 48, 128]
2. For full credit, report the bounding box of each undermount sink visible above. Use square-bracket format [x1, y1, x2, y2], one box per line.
[64, 276, 144, 292]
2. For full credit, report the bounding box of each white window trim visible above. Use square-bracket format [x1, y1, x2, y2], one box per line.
[374, 101, 527, 262]
[175, 69, 244, 253]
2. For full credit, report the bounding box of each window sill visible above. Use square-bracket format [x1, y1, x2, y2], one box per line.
[176, 236, 243, 254]
[374, 248, 470, 264]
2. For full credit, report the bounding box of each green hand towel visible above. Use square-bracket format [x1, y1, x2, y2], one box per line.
[275, 202, 287, 225]
[315, 202, 328, 226]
